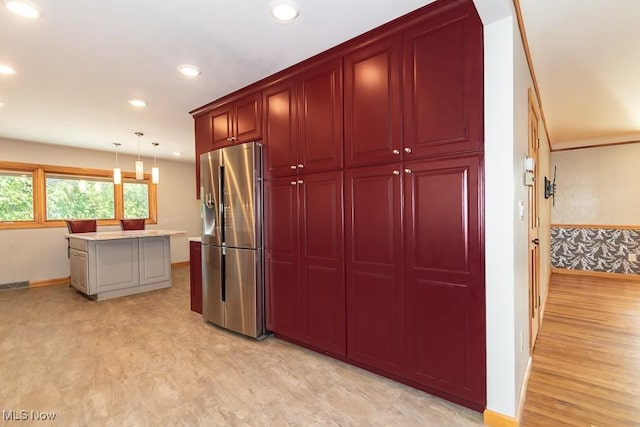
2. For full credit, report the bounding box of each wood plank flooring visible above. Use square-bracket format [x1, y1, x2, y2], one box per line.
[521, 273, 640, 426]
[0, 266, 483, 426]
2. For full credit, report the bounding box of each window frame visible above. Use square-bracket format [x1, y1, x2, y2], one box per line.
[0, 161, 157, 229]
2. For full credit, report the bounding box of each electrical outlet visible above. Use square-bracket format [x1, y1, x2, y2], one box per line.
[629, 253, 637, 262]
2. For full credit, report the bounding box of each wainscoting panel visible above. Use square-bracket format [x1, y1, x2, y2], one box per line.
[551, 225, 640, 275]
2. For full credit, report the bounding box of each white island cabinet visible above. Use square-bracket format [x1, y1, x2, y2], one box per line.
[66, 230, 185, 301]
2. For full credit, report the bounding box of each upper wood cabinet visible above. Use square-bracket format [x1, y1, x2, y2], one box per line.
[211, 91, 262, 149]
[193, 91, 261, 198]
[344, 34, 403, 167]
[263, 58, 343, 178]
[403, 5, 483, 159]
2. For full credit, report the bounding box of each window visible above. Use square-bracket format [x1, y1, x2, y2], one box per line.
[123, 181, 149, 219]
[0, 161, 157, 229]
[0, 170, 34, 222]
[46, 174, 115, 220]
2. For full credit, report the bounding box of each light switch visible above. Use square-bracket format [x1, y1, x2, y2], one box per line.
[519, 201, 525, 220]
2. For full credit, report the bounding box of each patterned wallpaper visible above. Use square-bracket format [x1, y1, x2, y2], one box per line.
[551, 226, 640, 275]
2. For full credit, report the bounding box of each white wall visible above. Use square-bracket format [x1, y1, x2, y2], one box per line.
[481, 0, 551, 415]
[484, 15, 517, 417]
[0, 137, 201, 284]
[512, 15, 536, 410]
[552, 143, 640, 225]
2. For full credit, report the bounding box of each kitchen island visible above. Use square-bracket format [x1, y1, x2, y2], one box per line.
[66, 230, 185, 301]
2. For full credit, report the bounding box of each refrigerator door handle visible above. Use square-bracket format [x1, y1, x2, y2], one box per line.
[219, 165, 225, 242]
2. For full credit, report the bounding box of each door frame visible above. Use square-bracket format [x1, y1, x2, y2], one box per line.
[528, 89, 541, 351]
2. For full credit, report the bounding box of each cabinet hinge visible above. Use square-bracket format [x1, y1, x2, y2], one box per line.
[537, 138, 540, 149]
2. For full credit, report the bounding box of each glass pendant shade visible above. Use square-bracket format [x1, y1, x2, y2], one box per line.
[113, 167, 122, 185]
[134, 131, 144, 180]
[112, 142, 122, 184]
[135, 160, 144, 180]
[151, 142, 160, 184]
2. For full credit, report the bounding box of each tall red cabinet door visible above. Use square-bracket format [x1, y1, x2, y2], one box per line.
[297, 59, 343, 173]
[263, 80, 298, 178]
[264, 177, 302, 339]
[194, 112, 212, 199]
[299, 171, 345, 356]
[345, 164, 404, 375]
[344, 35, 402, 167]
[403, 4, 483, 159]
[403, 155, 484, 407]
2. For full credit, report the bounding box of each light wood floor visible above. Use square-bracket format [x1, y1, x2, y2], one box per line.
[0, 266, 483, 426]
[521, 273, 640, 426]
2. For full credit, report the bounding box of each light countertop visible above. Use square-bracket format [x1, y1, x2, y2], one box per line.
[188, 236, 202, 242]
[65, 230, 186, 241]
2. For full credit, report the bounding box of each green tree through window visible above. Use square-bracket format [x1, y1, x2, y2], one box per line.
[46, 175, 114, 220]
[0, 172, 33, 221]
[124, 181, 149, 219]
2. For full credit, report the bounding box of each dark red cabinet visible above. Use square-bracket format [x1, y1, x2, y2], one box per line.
[404, 155, 484, 406]
[194, 0, 485, 411]
[344, 34, 403, 167]
[403, 3, 483, 159]
[345, 163, 404, 375]
[265, 171, 345, 356]
[189, 240, 202, 314]
[193, 91, 261, 198]
[211, 91, 262, 149]
[263, 59, 342, 178]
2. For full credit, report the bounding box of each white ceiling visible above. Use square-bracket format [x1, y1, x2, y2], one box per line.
[519, 0, 640, 150]
[3, 1, 633, 159]
[0, 0, 437, 161]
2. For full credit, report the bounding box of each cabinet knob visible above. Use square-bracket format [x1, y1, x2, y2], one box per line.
[226, 137, 232, 142]
[297, 179, 304, 184]
[231, 136, 238, 141]
[392, 170, 400, 175]
[290, 165, 297, 169]
[297, 164, 304, 168]
[290, 181, 297, 185]
[404, 168, 412, 174]
[392, 149, 400, 155]
[404, 147, 412, 154]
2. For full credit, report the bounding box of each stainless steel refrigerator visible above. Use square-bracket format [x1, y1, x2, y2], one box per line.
[200, 141, 265, 339]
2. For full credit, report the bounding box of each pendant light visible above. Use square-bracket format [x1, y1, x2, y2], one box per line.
[134, 131, 144, 180]
[151, 142, 160, 184]
[112, 142, 122, 185]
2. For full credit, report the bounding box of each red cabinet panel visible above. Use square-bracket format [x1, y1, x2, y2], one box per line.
[263, 80, 298, 178]
[194, 112, 212, 199]
[234, 93, 262, 143]
[264, 171, 345, 356]
[189, 240, 202, 314]
[403, 5, 483, 159]
[299, 171, 345, 355]
[264, 59, 342, 178]
[404, 155, 484, 405]
[211, 108, 233, 148]
[345, 163, 404, 375]
[264, 177, 301, 339]
[344, 35, 402, 167]
[298, 59, 343, 173]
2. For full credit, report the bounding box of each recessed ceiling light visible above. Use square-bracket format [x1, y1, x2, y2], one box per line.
[177, 64, 201, 77]
[5, 1, 40, 18]
[171, 151, 183, 157]
[0, 64, 16, 75]
[128, 98, 147, 108]
[270, 1, 299, 22]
